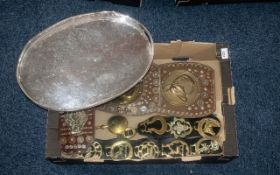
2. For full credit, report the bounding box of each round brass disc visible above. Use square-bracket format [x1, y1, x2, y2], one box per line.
[107, 115, 128, 135]
[110, 140, 133, 160]
[161, 70, 201, 106]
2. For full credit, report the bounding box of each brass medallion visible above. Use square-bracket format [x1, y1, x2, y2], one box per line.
[162, 140, 189, 158]
[134, 141, 160, 159]
[84, 141, 103, 159]
[108, 140, 133, 160]
[195, 138, 220, 155]
[160, 62, 216, 117]
[196, 118, 221, 138]
[161, 70, 201, 106]
[168, 117, 193, 138]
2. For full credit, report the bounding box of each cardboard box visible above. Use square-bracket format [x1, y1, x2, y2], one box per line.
[46, 41, 238, 163]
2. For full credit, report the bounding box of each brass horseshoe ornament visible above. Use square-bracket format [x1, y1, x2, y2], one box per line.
[196, 118, 221, 138]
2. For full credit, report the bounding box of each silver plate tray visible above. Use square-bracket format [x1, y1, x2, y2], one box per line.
[16, 11, 153, 111]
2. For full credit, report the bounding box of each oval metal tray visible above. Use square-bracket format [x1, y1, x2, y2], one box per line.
[16, 11, 153, 111]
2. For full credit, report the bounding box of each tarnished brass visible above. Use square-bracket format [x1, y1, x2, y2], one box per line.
[134, 140, 160, 159]
[84, 141, 103, 159]
[168, 117, 193, 138]
[63, 111, 88, 134]
[108, 140, 133, 160]
[162, 140, 189, 158]
[115, 83, 143, 105]
[97, 64, 160, 116]
[160, 62, 216, 117]
[138, 116, 167, 135]
[96, 115, 128, 135]
[196, 118, 221, 138]
[195, 138, 220, 155]
[161, 70, 201, 106]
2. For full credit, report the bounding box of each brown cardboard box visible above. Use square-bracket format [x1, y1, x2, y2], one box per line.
[45, 41, 238, 163]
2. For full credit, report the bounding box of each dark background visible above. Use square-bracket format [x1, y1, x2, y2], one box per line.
[0, 0, 280, 174]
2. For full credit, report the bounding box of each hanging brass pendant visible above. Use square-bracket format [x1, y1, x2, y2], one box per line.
[134, 140, 160, 159]
[107, 140, 133, 160]
[96, 115, 128, 135]
[196, 118, 221, 138]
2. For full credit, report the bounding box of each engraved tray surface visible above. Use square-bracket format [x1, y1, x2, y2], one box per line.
[16, 11, 153, 111]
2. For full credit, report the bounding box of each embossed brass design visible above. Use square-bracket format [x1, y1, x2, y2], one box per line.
[162, 140, 189, 158]
[97, 64, 159, 116]
[84, 141, 103, 159]
[108, 140, 133, 160]
[138, 116, 167, 135]
[195, 138, 220, 154]
[160, 62, 216, 117]
[162, 70, 201, 106]
[196, 118, 221, 138]
[134, 140, 160, 159]
[63, 111, 88, 134]
[168, 117, 193, 138]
